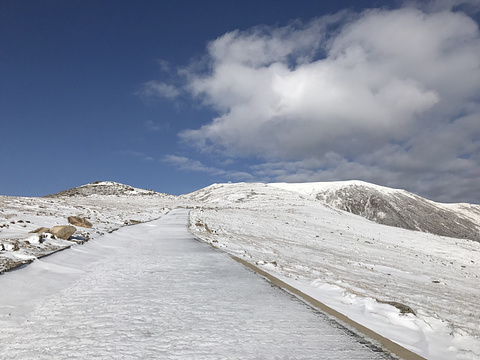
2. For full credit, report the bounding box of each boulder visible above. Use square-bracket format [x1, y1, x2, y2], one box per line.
[50, 225, 77, 240]
[29, 227, 50, 234]
[67, 216, 92, 228]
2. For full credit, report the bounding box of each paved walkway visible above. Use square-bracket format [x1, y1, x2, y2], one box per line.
[0, 209, 396, 359]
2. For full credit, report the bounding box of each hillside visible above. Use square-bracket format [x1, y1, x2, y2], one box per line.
[270, 181, 480, 242]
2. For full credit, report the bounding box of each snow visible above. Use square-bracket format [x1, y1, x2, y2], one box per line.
[442, 203, 480, 225]
[1, 180, 479, 359]
[79, 181, 155, 195]
[0, 193, 173, 272]
[186, 182, 480, 360]
[0, 210, 396, 359]
[269, 180, 480, 245]
[269, 180, 405, 198]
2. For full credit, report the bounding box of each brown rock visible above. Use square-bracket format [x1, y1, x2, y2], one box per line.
[50, 225, 77, 240]
[67, 216, 92, 228]
[29, 227, 50, 234]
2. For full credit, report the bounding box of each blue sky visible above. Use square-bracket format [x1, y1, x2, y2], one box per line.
[1, 0, 480, 203]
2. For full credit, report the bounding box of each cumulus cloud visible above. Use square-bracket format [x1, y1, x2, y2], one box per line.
[181, 8, 480, 157]
[170, 6, 480, 202]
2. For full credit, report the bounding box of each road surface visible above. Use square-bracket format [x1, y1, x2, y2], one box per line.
[0, 209, 396, 359]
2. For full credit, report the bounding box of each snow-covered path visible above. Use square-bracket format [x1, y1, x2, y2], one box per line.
[0, 209, 395, 359]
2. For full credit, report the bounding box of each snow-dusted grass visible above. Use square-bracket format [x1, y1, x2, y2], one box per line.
[186, 182, 480, 360]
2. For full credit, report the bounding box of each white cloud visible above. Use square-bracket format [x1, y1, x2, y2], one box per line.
[410, 0, 480, 12]
[170, 6, 480, 202]
[163, 155, 218, 173]
[136, 80, 180, 99]
[156, 59, 171, 73]
[144, 120, 165, 132]
[181, 8, 480, 160]
[162, 155, 253, 181]
[120, 150, 155, 162]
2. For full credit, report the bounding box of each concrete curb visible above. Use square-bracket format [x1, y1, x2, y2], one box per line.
[231, 255, 427, 360]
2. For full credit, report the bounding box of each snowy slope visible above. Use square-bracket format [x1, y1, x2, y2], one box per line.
[270, 181, 480, 241]
[185, 182, 480, 360]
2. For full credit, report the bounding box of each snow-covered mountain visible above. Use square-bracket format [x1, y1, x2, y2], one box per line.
[270, 181, 480, 242]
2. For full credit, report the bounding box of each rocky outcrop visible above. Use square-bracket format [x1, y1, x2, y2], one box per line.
[314, 183, 480, 241]
[49, 225, 76, 240]
[68, 216, 92, 228]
